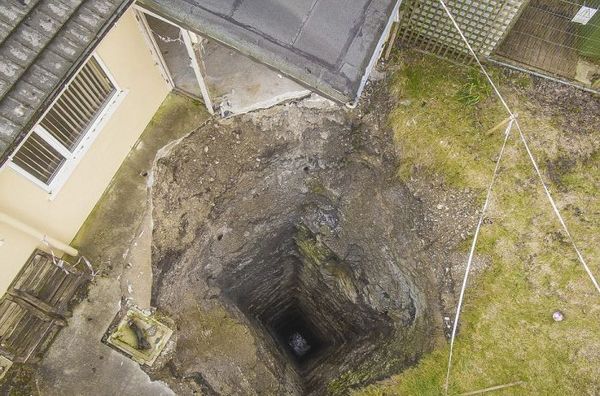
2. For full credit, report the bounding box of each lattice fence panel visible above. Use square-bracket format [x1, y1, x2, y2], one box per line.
[399, 0, 526, 63]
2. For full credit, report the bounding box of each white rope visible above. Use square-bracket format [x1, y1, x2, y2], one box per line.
[437, 0, 600, 393]
[152, 30, 184, 44]
[75, 255, 98, 278]
[444, 118, 514, 395]
[42, 235, 69, 274]
[459, 381, 525, 396]
[437, 0, 513, 118]
[513, 120, 600, 294]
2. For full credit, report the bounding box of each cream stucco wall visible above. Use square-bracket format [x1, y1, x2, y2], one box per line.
[0, 8, 170, 294]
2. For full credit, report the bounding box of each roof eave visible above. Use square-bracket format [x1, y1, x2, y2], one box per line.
[137, 0, 356, 104]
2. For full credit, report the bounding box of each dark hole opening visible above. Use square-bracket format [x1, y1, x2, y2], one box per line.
[267, 308, 325, 365]
[216, 227, 401, 393]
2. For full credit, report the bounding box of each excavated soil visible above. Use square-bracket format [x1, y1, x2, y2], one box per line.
[148, 83, 476, 394]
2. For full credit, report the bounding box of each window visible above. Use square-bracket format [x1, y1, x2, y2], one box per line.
[10, 55, 119, 193]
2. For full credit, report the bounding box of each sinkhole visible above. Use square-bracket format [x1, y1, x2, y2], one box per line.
[218, 225, 396, 392]
[269, 305, 325, 364]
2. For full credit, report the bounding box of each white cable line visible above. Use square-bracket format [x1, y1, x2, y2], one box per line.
[152, 30, 184, 44]
[527, 4, 600, 30]
[509, 29, 595, 52]
[444, 118, 514, 395]
[514, 120, 600, 294]
[41, 235, 97, 277]
[42, 236, 69, 274]
[439, 0, 600, 294]
[553, 0, 600, 10]
[437, 0, 600, 393]
[75, 255, 98, 278]
[437, 0, 513, 117]
[517, 18, 600, 44]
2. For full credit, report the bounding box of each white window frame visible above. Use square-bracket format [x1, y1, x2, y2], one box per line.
[7, 53, 127, 199]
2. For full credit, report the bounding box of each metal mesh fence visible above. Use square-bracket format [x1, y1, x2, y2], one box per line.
[398, 0, 600, 90]
[495, 0, 600, 84]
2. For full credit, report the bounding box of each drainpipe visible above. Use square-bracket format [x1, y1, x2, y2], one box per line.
[0, 212, 78, 257]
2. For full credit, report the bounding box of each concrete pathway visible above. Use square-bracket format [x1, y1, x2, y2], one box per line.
[35, 94, 210, 395]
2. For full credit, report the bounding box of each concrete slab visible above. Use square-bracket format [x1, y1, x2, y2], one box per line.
[139, 0, 400, 102]
[575, 59, 600, 87]
[38, 277, 174, 396]
[0, 356, 11, 381]
[120, 209, 153, 308]
[202, 39, 310, 115]
[30, 94, 210, 396]
[104, 307, 172, 366]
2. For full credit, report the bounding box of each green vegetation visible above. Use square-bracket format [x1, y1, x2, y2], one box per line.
[353, 53, 600, 395]
[579, 13, 600, 61]
[295, 224, 334, 266]
[295, 225, 355, 283]
[0, 365, 38, 396]
[456, 69, 493, 106]
[329, 367, 394, 395]
[390, 55, 506, 187]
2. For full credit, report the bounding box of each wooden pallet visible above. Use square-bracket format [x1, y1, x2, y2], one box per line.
[0, 250, 91, 363]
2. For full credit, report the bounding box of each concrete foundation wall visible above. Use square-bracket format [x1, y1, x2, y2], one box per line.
[0, 8, 170, 294]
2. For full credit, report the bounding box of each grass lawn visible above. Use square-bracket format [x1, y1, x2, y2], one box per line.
[579, 13, 600, 61]
[353, 53, 600, 395]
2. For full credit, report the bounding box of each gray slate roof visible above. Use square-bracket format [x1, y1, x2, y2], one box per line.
[0, 0, 131, 165]
[140, 0, 398, 103]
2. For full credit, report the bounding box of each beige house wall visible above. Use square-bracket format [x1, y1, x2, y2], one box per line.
[0, 8, 170, 294]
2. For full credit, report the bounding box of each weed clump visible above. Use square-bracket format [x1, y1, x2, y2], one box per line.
[456, 69, 492, 106]
[390, 53, 506, 187]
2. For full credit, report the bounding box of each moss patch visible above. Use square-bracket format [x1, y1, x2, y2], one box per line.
[72, 92, 209, 264]
[0, 365, 38, 396]
[176, 305, 258, 365]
